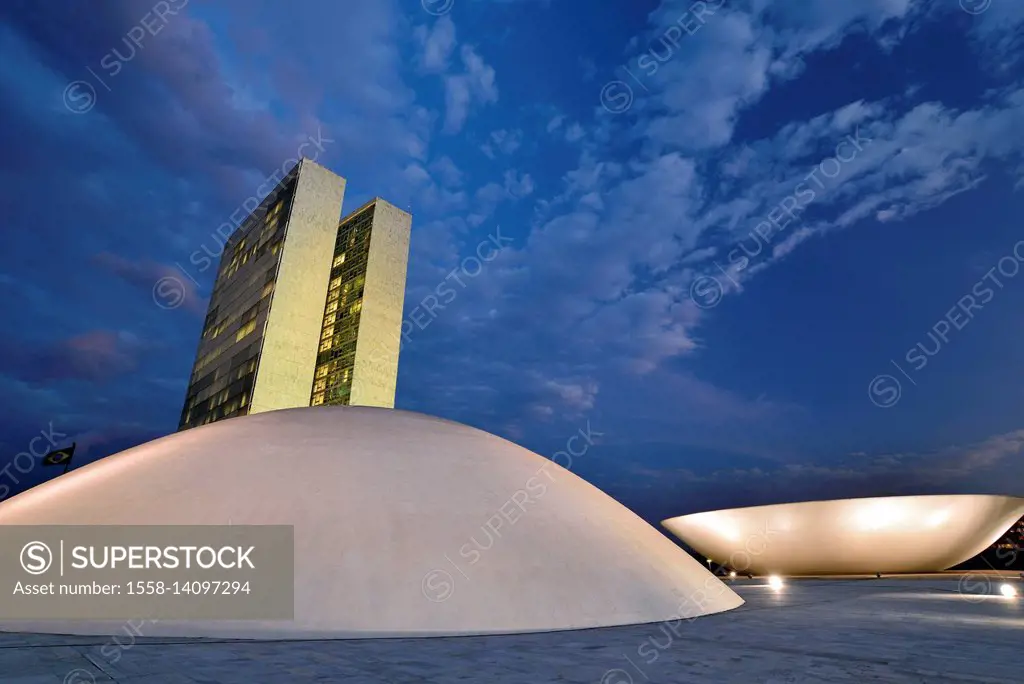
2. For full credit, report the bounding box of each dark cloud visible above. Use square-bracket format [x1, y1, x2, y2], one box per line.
[0, 328, 145, 386]
[601, 430, 1024, 524]
[92, 251, 207, 317]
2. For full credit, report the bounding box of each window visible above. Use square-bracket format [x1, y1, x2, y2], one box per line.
[261, 280, 274, 299]
[234, 358, 257, 381]
[332, 253, 345, 268]
[206, 318, 229, 340]
[236, 319, 257, 342]
[192, 346, 224, 376]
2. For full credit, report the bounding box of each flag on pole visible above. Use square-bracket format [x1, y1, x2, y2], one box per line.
[42, 443, 75, 472]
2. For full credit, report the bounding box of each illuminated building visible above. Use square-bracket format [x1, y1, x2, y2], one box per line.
[178, 160, 410, 430]
[662, 495, 1024, 576]
[992, 516, 1023, 550]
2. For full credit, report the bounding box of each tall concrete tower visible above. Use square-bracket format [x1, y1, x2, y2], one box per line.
[179, 160, 411, 430]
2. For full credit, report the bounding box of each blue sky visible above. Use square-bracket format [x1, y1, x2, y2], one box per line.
[1, 0, 1024, 524]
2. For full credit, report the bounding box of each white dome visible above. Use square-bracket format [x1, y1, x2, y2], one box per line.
[0, 407, 741, 638]
[663, 494, 1024, 576]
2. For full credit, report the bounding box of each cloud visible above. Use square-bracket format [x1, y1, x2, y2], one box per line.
[632, 0, 916, 151]
[429, 155, 464, 187]
[414, 15, 456, 73]
[0, 329, 147, 386]
[596, 426, 1024, 522]
[677, 427, 1024, 504]
[962, 0, 1024, 74]
[684, 86, 1024, 293]
[396, 0, 1024, 445]
[502, 169, 535, 198]
[481, 128, 523, 158]
[564, 122, 585, 143]
[92, 251, 207, 317]
[443, 45, 499, 134]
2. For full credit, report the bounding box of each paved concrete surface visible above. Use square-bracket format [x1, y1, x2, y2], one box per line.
[1, 577, 1021, 683]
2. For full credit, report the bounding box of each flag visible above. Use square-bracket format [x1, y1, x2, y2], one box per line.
[42, 443, 75, 469]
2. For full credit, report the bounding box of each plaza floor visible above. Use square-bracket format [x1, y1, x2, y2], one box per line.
[1, 576, 1021, 683]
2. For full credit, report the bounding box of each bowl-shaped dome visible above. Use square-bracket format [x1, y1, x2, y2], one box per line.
[662, 494, 1024, 576]
[0, 407, 741, 638]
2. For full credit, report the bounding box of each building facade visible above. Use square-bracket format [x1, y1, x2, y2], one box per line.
[178, 159, 411, 430]
[662, 494, 1024, 576]
[311, 198, 410, 408]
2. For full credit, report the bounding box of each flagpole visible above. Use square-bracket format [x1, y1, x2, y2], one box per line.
[61, 442, 76, 474]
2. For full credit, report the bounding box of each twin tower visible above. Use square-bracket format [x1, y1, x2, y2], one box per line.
[178, 160, 412, 431]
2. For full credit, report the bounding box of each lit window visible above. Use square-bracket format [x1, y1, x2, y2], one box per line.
[325, 300, 338, 315]
[313, 379, 327, 393]
[315, 365, 329, 379]
[332, 253, 345, 268]
[311, 392, 324, 406]
[329, 276, 342, 290]
[236, 319, 257, 342]
[319, 339, 331, 353]
[320, 327, 333, 342]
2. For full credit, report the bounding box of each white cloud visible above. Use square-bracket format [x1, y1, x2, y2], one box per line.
[413, 16, 457, 73]
[636, 0, 917, 152]
[415, 0, 1024, 428]
[503, 169, 534, 198]
[564, 122, 585, 142]
[429, 155, 463, 188]
[481, 128, 523, 158]
[443, 45, 499, 134]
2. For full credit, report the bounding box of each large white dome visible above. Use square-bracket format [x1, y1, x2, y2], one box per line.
[0, 407, 741, 638]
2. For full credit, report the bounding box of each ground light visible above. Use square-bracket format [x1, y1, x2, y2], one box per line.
[767, 575, 784, 590]
[999, 584, 1018, 599]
